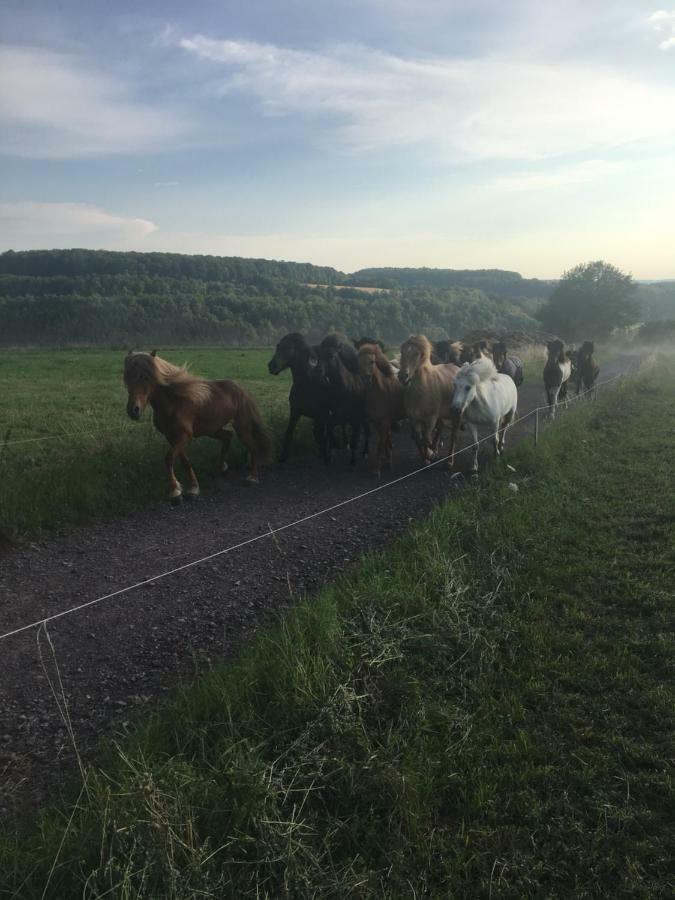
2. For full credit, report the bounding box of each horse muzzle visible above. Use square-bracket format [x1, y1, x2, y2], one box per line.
[127, 404, 142, 420]
[267, 359, 281, 375]
[397, 371, 410, 386]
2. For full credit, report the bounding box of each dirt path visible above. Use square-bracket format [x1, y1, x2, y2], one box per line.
[0, 355, 642, 820]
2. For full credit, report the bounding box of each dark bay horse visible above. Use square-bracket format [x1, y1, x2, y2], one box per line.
[316, 334, 369, 466]
[574, 341, 600, 395]
[124, 351, 272, 503]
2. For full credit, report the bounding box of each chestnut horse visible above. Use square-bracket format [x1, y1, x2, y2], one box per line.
[357, 342, 406, 475]
[398, 335, 459, 463]
[124, 351, 273, 503]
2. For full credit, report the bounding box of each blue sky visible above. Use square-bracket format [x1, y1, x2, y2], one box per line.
[1, 0, 674, 277]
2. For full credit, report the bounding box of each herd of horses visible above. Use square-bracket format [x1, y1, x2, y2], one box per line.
[123, 336, 599, 502]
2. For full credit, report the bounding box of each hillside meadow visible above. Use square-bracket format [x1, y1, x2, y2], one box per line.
[1, 357, 672, 898]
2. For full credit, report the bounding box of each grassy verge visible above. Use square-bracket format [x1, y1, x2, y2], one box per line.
[0, 349, 307, 538]
[2, 358, 673, 898]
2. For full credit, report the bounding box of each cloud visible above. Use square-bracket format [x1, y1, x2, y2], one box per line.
[0, 45, 188, 158]
[0, 202, 158, 247]
[489, 159, 625, 193]
[648, 10, 675, 49]
[179, 35, 675, 162]
[154, 181, 180, 187]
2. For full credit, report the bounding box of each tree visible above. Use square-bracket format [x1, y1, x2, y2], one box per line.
[538, 261, 639, 341]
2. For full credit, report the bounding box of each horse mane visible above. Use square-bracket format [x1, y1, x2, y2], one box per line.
[402, 335, 433, 363]
[125, 352, 211, 406]
[358, 342, 394, 378]
[469, 356, 498, 382]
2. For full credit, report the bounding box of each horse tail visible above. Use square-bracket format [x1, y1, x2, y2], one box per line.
[238, 388, 274, 465]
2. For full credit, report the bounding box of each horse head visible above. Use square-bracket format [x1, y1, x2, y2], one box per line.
[398, 335, 432, 385]
[492, 342, 507, 369]
[546, 339, 566, 364]
[268, 333, 317, 376]
[124, 351, 159, 419]
[450, 362, 480, 421]
[357, 343, 393, 385]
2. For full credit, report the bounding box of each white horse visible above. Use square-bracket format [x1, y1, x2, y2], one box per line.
[543, 340, 572, 420]
[448, 357, 518, 474]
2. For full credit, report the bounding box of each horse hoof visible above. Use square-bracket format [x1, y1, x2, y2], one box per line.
[244, 475, 259, 486]
[170, 495, 183, 507]
[185, 492, 199, 502]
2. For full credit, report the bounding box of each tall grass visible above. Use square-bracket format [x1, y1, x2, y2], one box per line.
[1, 357, 673, 898]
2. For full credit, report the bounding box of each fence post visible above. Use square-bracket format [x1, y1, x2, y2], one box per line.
[534, 408, 539, 446]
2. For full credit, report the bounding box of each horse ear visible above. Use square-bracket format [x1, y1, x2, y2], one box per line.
[308, 355, 318, 368]
[151, 349, 157, 357]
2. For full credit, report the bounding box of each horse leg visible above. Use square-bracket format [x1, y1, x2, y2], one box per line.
[349, 422, 361, 467]
[313, 418, 330, 464]
[447, 419, 459, 469]
[179, 449, 200, 500]
[279, 409, 300, 462]
[467, 422, 479, 474]
[233, 418, 261, 484]
[549, 385, 560, 421]
[497, 412, 513, 454]
[218, 428, 234, 475]
[372, 420, 388, 476]
[362, 422, 370, 459]
[165, 438, 185, 505]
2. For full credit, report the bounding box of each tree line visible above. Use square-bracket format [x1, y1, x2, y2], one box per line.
[0, 250, 542, 348]
[1, 250, 672, 348]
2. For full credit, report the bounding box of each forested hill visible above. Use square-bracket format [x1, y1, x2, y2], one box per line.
[0, 249, 345, 286]
[347, 267, 555, 299]
[0, 249, 545, 348]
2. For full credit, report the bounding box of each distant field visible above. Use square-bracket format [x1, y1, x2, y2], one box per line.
[0, 348, 298, 538]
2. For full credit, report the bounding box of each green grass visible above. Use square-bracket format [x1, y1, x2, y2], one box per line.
[1, 357, 673, 898]
[0, 348, 305, 538]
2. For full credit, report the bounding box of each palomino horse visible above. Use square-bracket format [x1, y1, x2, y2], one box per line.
[543, 340, 572, 420]
[492, 341, 524, 387]
[448, 357, 518, 475]
[398, 335, 459, 463]
[574, 341, 600, 395]
[357, 342, 406, 475]
[124, 351, 273, 503]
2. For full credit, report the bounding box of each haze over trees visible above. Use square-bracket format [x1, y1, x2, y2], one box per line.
[0, 250, 672, 348]
[0, 250, 545, 347]
[537, 260, 640, 341]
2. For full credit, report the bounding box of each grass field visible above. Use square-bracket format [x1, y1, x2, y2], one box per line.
[1, 357, 672, 898]
[0, 348, 300, 538]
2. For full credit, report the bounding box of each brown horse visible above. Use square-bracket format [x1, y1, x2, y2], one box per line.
[357, 343, 406, 475]
[398, 335, 459, 463]
[124, 351, 273, 503]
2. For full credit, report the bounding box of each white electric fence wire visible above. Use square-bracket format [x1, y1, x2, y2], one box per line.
[0, 372, 626, 643]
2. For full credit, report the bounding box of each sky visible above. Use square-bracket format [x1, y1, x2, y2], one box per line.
[0, 0, 674, 278]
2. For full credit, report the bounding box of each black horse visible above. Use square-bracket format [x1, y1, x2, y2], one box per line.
[268, 333, 332, 463]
